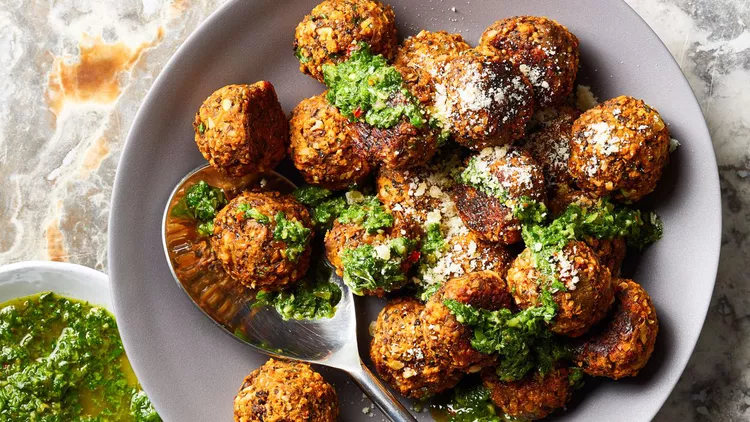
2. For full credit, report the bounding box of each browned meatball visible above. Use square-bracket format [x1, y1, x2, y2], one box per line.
[294, 0, 398, 82]
[212, 191, 313, 290]
[523, 104, 581, 192]
[349, 67, 438, 170]
[421, 271, 512, 372]
[234, 359, 338, 422]
[547, 186, 627, 276]
[574, 279, 659, 379]
[433, 51, 535, 150]
[482, 365, 574, 420]
[289, 93, 371, 189]
[324, 217, 419, 296]
[479, 16, 580, 107]
[370, 298, 462, 398]
[506, 241, 615, 337]
[454, 147, 546, 244]
[194, 83, 288, 177]
[569, 96, 670, 202]
[394, 30, 471, 79]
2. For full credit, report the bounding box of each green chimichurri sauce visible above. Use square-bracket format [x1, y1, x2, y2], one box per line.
[171, 180, 227, 236]
[0, 292, 160, 422]
[340, 237, 417, 296]
[444, 383, 506, 422]
[322, 43, 426, 129]
[336, 195, 394, 234]
[236, 204, 312, 263]
[253, 262, 342, 321]
[293, 186, 348, 230]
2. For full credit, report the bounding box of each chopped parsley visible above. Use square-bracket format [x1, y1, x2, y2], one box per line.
[444, 299, 567, 382]
[237, 204, 271, 224]
[421, 222, 445, 258]
[171, 180, 227, 236]
[337, 195, 394, 234]
[446, 383, 504, 422]
[0, 292, 160, 421]
[293, 186, 348, 229]
[322, 43, 426, 129]
[272, 212, 312, 262]
[340, 237, 417, 295]
[254, 263, 341, 320]
[521, 198, 663, 286]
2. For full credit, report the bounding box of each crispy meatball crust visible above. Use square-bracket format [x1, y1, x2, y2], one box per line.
[574, 279, 659, 379]
[294, 0, 398, 82]
[482, 365, 573, 420]
[421, 271, 512, 372]
[506, 241, 615, 337]
[480, 16, 580, 106]
[454, 147, 546, 244]
[370, 298, 462, 398]
[212, 191, 313, 290]
[324, 218, 419, 296]
[234, 359, 338, 422]
[289, 93, 371, 189]
[194, 83, 288, 177]
[523, 104, 581, 192]
[394, 30, 471, 79]
[569, 96, 670, 202]
[349, 67, 438, 170]
[434, 51, 535, 150]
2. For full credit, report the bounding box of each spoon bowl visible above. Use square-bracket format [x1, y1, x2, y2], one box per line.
[161, 164, 415, 421]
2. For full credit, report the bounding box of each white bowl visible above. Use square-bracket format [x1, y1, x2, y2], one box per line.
[0, 261, 110, 309]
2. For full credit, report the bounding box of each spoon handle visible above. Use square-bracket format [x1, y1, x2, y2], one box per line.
[348, 361, 418, 422]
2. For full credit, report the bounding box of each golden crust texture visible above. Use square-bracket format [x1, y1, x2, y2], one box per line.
[370, 297, 462, 398]
[289, 93, 371, 190]
[523, 104, 581, 192]
[574, 279, 659, 379]
[569, 96, 670, 202]
[421, 271, 512, 372]
[294, 0, 398, 82]
[234, 359, 338, 422]
[194, 82, 288, 177]
[482, 365, 573, 420]
[480, 16, 580, 106]
[506, 241, 615, 337]
[211, 191, 313, 290]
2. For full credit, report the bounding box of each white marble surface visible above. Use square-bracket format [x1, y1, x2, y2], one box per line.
[0, 0, 748, 420]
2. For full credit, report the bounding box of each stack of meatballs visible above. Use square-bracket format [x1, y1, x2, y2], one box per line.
[190, 0, 670, 420]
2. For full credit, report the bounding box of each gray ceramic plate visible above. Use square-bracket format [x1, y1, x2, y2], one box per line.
[109, 0, 721, 420]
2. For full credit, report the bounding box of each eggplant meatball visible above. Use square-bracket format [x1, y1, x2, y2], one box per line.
[547, 187, 627, 276]
[349, 68, 438, 170]
[212, 191, 313, 290]
[574, 279, 658, 379]
[294, 0, 398, 82]
[433, 51, 535, 150]
[289, 93, 371, 189]
[523, 104, 581, 193]
[482, 365, 573, 420]
[324, 216, 419, 296]
[454, 147, 546, 244]
[394, 30, 471, 79]
[479, 16, 580, 106]
[421, 271, 512, 372]
[234, 359, 338, 422]
[569, 96, 670, 202]
[194, 83, 288, 177]
[506, 241, 615, 337]
[370, 298, 462, 398]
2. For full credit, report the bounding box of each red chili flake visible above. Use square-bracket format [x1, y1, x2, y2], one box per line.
[406, 251, 421, 264]
[353, 107, 364, 119]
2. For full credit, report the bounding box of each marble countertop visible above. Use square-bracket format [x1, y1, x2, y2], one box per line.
[1, 0, 747, 420]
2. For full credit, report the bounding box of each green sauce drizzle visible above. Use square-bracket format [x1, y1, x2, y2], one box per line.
[0, 292, 160, 421]
[445, 383, 510, 422]
[293, 186, 347, 230]
[272, 212, 311, 263]
[337, 195, 394, 234]
[171, 180, 227, 236]
[322, 43, 426, 129]
[340, 237, 416, 295]
[254, 263, 341, 321]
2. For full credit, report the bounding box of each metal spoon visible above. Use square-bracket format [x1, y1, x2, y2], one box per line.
[161, 164, 416, 422]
